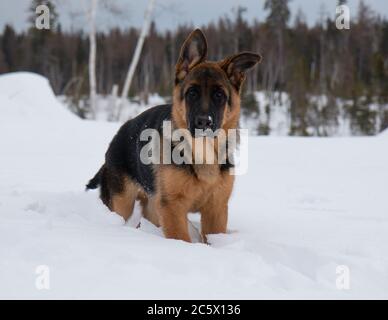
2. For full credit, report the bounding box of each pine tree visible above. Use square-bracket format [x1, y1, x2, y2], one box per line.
[1, 25, 17, 71]
[263, 0, 290, 91]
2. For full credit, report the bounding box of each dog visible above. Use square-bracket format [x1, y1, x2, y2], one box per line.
[86, 29, 261, 242]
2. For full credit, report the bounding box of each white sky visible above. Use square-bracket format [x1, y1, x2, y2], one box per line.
[0, 0, 387, 32]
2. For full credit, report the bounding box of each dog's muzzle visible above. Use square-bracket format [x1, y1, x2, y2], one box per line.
[194, 115, 213, 130]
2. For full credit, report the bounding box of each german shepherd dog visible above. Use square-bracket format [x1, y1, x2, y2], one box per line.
[86, 29, 261, 242]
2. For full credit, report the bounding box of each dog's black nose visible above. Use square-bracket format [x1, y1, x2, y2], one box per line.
[194, 115, 213, 130]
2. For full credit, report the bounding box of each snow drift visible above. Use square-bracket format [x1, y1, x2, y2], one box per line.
[379, 128, 388, 137]
[0, 72, 387, 299]
[0, 72, 75, 122]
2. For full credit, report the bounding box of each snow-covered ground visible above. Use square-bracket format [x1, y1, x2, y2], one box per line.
[0, 72, 387, 299]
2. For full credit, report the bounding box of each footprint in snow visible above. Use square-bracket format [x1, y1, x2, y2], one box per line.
[24, 201, 46, 214]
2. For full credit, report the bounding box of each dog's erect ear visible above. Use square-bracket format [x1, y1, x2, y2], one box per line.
[219, 52, 262, 91]
[175, 29, 208, 83]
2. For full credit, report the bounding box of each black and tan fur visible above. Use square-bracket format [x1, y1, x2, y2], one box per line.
[86, 29, 261, 242]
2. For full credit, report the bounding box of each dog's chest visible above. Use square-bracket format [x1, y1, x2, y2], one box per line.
[187, 166, 223, 212]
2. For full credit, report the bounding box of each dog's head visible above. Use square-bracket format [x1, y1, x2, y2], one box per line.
[172, 29, 261, 136]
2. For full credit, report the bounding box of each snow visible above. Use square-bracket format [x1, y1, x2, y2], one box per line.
[0, 73, 75, 122]
[0, 72, 387, 299]
[380, 128, 388, 137]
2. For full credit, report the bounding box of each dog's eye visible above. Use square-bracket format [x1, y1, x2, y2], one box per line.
[213, 90, 225, 100]
[187, 87, 199, 100]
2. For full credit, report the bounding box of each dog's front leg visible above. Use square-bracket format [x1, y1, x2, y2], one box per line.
[200, 174, 234, 241]
[158, 200, 191, 242]
[200, 200, 228, 242]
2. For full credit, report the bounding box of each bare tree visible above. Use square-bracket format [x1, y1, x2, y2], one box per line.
[85, 0, 98, 118]
[115, 0, 156, 120]
[62, 0, 125, 118]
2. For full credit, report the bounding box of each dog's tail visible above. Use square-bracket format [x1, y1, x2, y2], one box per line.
[86, 165, 104, 191]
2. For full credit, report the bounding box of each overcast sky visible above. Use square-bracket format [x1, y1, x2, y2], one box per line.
[0, 0, 387, 32]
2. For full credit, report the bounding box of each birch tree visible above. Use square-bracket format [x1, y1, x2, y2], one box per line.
[64, 0, 123, 118]
[115, 0, 156, 121]
[86, 0, 98, 119]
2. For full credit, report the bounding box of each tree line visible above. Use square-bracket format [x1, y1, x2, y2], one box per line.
[0, 0, 387, 135]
